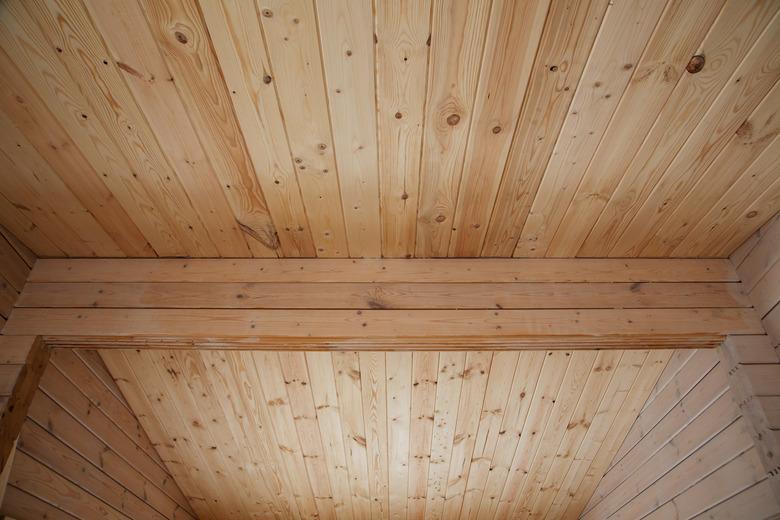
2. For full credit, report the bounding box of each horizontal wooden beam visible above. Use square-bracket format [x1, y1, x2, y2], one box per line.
[29, 258, 737, 283]
[5, 259, 758, 350]
[17, 282, 749, 309]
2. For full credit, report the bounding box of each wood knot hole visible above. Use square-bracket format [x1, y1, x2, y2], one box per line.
[446, 114, 461, 126]
[686, 55, 705, 74]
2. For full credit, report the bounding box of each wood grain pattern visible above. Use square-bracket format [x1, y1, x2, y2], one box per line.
[97, 348, 671, 520]
[0, 0, 774, 258]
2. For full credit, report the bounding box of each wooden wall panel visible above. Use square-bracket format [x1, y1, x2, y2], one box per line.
[99, 348, 670, 520]
[0, 349, 195, 520]
[583, 349, 780, 519]
[0, 0, 774, 258]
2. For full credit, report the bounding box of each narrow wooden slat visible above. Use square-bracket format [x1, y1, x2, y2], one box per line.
[641, 82, 780, 256]
[547, 0, 726, 257]
[27, 258, 740, 283]
[375, 0, 431, 258]
[99, 351, 219, 520]
[611, 14, 780, 257]
[0, 337, 35, 365]
[304, 352, 355, 520]
[580, 1, 780, 257]
[17, 420, 168, 520]
[259, 0, 349, 257]
[406, 351, 438, 519]
[733, 213, 780, 286]
[17, 281, 750, 310]
[26, 391, 195, 520]
[690, 478, 780, 520]
[358, 352, 389, 519]
[481, 0, 609, 257]
[3, 308, 760, 340]
[561, 349, 672, 518]
[86, 0, 255, 258]
[331, 351, 371, 519]
[423, 351, 465, 520]
[414, 0, 491, 257]
[2, 484, 78, 520]
[197, 0, 317, 257]
[447, 0, 549, 256]
[513, 0, 670, 257]
[316, 0, 381, 257]
[385, 352, 412, 520]
[136, 0, 279, 257]
[0, 228, 30, 292]
[37, 364, 193, 514]
[439, 351, 491, 518]
[10, 451, 130, 520]
[674, 139, 780, 258]
[23, 0, 220, 257]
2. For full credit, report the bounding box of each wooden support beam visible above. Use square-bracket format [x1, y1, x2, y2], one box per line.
[1, 259, 761, 350]
[0, 337, 47, 476]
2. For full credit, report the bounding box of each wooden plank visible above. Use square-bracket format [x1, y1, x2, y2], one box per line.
[423, 351, 465, 520]
[481, 0, 609, 257]
[548, 0, 726, 257]
[17, 420, 168, 520]
[690, 478, 780, 520]
[475, 349, 544, 517]
[406, 351, 438, 519]
[17, 281, 751, 310]
[544, 350, 650, 518]
[583, 390, 743, 519]
[611, 14, 780, 257]
[304, 352, 355, 520]
[278, 352, 338, 519]
[643, 447, 769, 520]
[0, 337, 33, 366]
[513, 0, 670, 257]
[85, 0, 255, 258]
[385, 352, 411, 520]
[21, 0, 221, 257]
[26, 391, 195, 520]
[734, 212, 780, 288]
[10, 451, 130, 520]
[447, 0, 549, 256]
[0, 366, 22, 396]
[36, 364, 193, 515]
[331, 351, 371, 519]
[641, 82, 780, 257]
[259, 0, 349, 257]
[358, 352, 389, 519]
[375, 0, 431, 258]
[99, 351, 219, 520]
[580, 0, 780, 257]
[0, 232, 30, 292]
[27, 258, 740, 283]
[315, 0, 381, 257]
[3, 308, 760, 340]
[197, 0, 318, 257]
[440, 351, 491, 518]
[749, 259, 780, 318]
[0, 337, 46, 475]
[201, 349, 302, 519]
[414, 0, 491, 257]
[2, 484, 78, 520]
[136, 0, 279, 257]
[561, 349, 672, 518]
[0, 437, 16, 508]
[0, 15, 152, 257]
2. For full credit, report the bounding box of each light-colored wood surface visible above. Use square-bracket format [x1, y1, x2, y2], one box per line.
[584, 348, 780, 519]
[0, 0, 775, 258]
[4, 258, 759, 350]
[0, 349, 195, 520]
[100, 348, 670, 520]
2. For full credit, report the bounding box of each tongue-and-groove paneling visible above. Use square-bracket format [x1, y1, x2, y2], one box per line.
[0, 0, 777, 258]
[98, 348, 671, 520]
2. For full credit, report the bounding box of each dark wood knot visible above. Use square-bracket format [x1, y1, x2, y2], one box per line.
[686, 55, 705, 74]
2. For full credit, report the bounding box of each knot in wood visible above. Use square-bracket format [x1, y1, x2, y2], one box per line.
[686, 55, 705, 74]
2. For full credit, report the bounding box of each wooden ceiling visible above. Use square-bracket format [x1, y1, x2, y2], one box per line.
[0, 0, 777, 258]
[100, 348, 671, 520]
